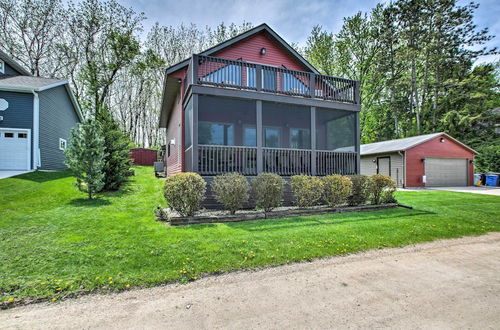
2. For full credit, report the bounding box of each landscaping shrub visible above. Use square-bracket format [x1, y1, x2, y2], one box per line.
[368, 174, 396, 205]
[290, 175, 324, 208]
[323, 175, 353, 207]
[212, 173, 250, 214]
[64, 119, 107, 199]
[96, 109, 134, 191]
[347, 175, 370, 206]
[252, 173, 285, 212]
[163, 173, 206, 216]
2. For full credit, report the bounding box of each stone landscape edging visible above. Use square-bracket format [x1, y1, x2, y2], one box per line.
[168, 203, 399, 226]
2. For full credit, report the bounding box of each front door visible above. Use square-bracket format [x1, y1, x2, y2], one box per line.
[377, 157, 391, 176]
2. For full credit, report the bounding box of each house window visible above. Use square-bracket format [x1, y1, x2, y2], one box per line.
[264, 127, 281, 148]
[167, 143, 171, 157]
[4, 132, 14, 138]
[262, 69, 276, 90]
[290, 128, 311, 149]
[18, 133, 28, 138]
[203, 64, 242, 86]
[59, 138, 67, 150]
[199, 122, 234, 146]
[0, 59, 4, 74]
[243, 126, 257, 146]
[283, 72, 309, 94]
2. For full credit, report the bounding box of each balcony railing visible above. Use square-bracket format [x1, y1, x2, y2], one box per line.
[197, 145, 357, 176]
[187, 55, 359, 104]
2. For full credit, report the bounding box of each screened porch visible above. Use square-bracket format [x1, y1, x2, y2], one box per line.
[184, 95, 359, 176]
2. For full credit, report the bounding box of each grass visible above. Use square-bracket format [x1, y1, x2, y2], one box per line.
[0, 166, 499, 306]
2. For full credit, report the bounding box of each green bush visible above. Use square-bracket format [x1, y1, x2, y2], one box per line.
[290, 175, 324, 208]
[323, 175, 353, 207]
[475, 144, 500, 173]
[212, 173, 250, 214]
[163, 173, 206, 216]
[347, 175, 370, 206]
[368, 174, 396, 205]
[252, 173, 285, 212]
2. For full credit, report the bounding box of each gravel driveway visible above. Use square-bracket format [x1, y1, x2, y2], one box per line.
[2, 233, 499, 329]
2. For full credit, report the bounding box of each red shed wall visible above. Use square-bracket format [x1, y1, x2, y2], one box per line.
[130, 148, 158, 166]
[165, 91, 183, 176]
[405, 135, 475, 187]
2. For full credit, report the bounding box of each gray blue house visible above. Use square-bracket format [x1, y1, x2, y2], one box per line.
[0, 50, 82, 171]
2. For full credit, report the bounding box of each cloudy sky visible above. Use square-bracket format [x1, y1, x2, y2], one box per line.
[121, 0, 499, 64]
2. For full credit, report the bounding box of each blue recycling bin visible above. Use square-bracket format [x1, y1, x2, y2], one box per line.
[485, 175, 499, 186]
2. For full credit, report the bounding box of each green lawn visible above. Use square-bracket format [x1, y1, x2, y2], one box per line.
[0, 167, 499, 305]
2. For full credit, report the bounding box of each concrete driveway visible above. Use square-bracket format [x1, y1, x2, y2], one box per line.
[0, 170, 30, 179]
[402, 186, 500, 196]
[1, 233, 499, 329]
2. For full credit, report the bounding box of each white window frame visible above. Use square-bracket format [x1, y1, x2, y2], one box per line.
[0, 59, 4, 74]
[59, 138, 67, 151]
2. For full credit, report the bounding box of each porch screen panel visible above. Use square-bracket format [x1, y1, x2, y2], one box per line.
[316, 108, 356, 152]
[184, 97, 193, 149]
[262, 102, 310, 149]
[198, 95, 256, 146]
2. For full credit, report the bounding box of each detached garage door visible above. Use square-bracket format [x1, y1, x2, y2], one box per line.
[0, 129, 31, 170]
[425, 158, 468, 187]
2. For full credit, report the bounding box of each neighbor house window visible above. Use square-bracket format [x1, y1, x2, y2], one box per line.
[0, 60, 4, 74]
[4, 132, 14, 138]
[59, 138, 67, 150]
[18, 133, 28, 139]
[199, 122, 234, 146]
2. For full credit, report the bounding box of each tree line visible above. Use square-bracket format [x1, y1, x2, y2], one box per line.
[303, 0, 499, 151]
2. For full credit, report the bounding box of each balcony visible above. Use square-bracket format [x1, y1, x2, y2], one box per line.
[184, 55, 360, 105]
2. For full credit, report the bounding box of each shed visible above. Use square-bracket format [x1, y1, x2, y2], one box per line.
[360, 133, 477, 187]
[130, 148, 158, 166]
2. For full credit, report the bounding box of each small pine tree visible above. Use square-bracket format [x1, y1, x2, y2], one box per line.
[97, 109, 133, 191]
[65, 119, 107, 199]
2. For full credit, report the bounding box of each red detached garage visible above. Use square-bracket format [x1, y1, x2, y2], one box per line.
[360, 133, 477, 187]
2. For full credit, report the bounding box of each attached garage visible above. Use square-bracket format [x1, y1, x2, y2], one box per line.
[0, 128, 31, 170]
[360, 133, 477, 187]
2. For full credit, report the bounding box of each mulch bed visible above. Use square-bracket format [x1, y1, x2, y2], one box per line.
[160, 203, 399, 226]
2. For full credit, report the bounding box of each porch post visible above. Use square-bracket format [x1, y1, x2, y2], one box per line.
[355, 111, 360, 174]
[192, 94, 199, 172]
[311, 107, 316, 175]
[256, 100, 263, 173]
[191, 54, 199, 85]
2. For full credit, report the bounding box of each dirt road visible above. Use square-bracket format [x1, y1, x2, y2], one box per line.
[2, 233, 499, 329]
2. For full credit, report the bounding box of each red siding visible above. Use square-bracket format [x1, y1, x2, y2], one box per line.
[212, 31, 310, 71]
[165, 92, 183, 176]
[405, 135, 475, 187]
[130, 148, 158, 166]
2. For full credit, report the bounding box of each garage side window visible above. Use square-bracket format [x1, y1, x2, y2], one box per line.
[59, 138, 67, 150]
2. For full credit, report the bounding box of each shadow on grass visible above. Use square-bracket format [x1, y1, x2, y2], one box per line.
[68, 198, 111, 207]
[15, 170, 73, 183]
[223, 208, 436, 232]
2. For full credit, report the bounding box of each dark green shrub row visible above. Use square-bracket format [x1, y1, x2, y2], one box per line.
[162, 172, 396, 216]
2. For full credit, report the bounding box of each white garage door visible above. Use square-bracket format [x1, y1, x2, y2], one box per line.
[425, 158, 468, 187]
[0, 129, 31, 170]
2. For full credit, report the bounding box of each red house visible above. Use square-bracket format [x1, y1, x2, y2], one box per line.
[159, 24, 361, 178]
[360, 133, 477, 187]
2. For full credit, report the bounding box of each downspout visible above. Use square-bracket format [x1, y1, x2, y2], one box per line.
[32, 91, 40, 169]
[398, 151, 405, 188]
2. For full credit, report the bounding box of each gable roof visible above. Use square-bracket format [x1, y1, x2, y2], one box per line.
[0, 76, 65, 90]
[0, 76, 83, 121]
[360, 132, 478, 155]
[0, 49, 32, 76]
[165, 23, 319, 75]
